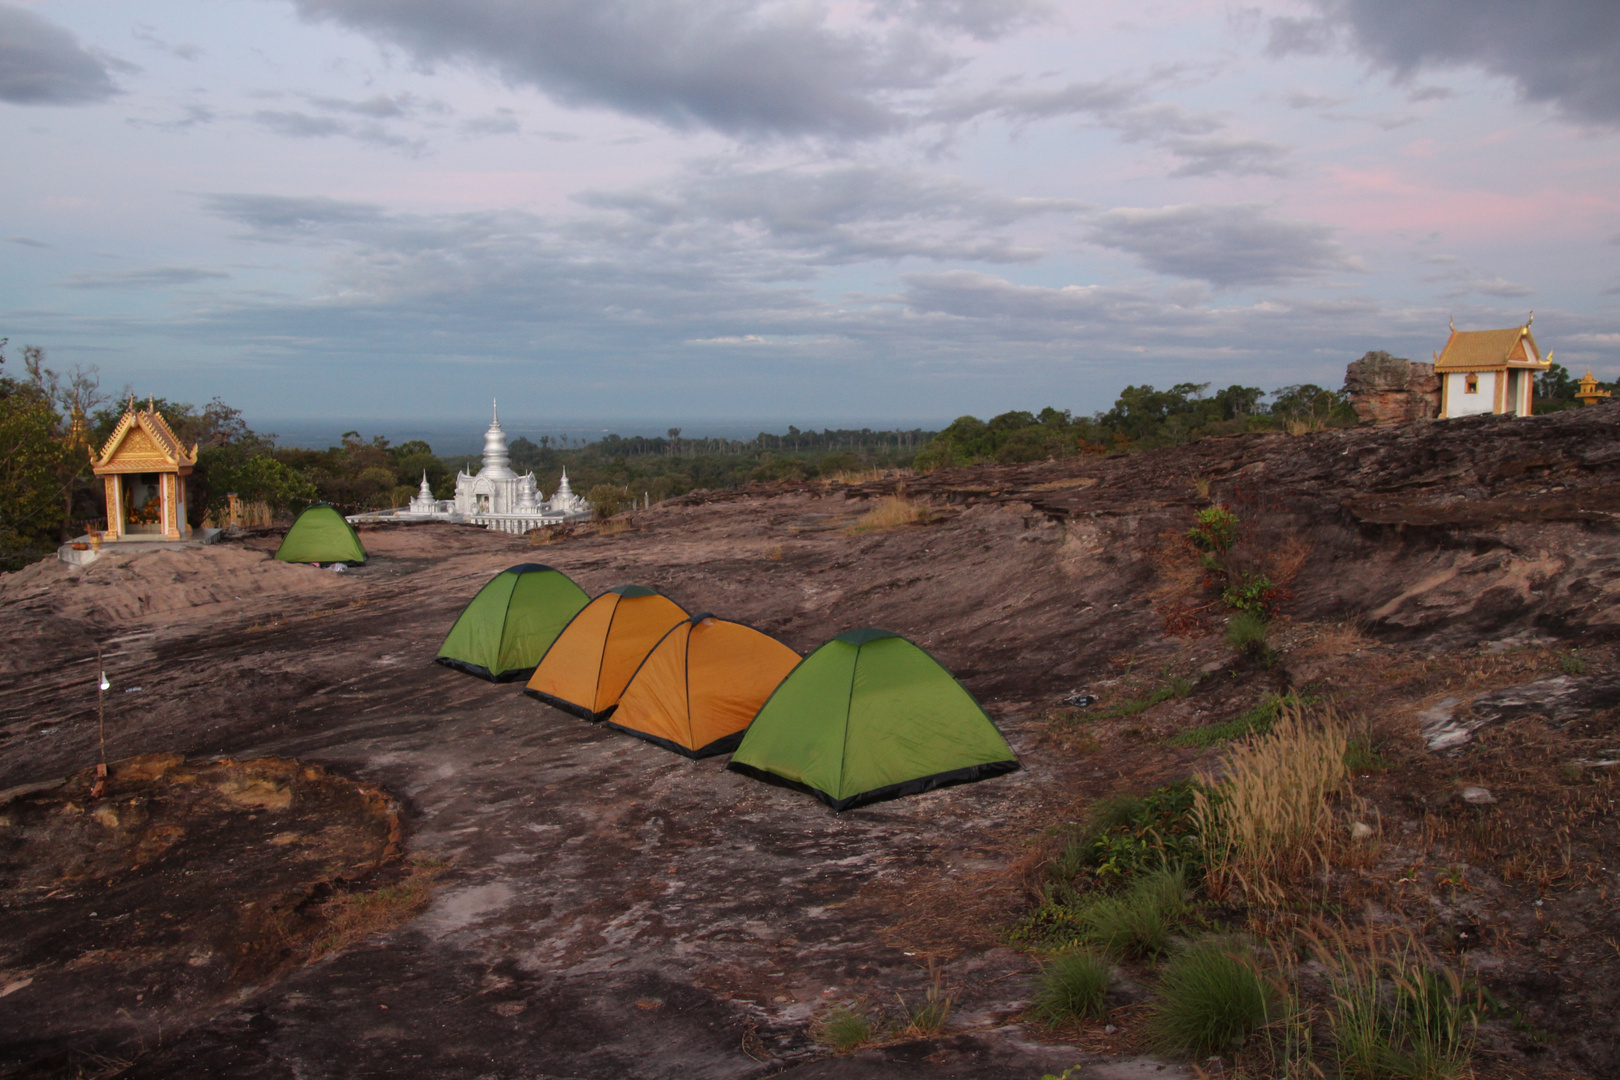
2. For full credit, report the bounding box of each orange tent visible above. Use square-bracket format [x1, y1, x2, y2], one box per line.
[523, 585, 688, 721]
[606, 615, 801, 758]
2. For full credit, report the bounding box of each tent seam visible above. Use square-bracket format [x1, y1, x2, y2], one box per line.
[838, 641, 860, 801]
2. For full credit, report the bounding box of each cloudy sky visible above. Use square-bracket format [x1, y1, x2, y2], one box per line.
[2, 0, 1618, 430]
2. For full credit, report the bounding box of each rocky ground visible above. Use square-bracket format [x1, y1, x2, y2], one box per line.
[1, 402, 1617, 1079]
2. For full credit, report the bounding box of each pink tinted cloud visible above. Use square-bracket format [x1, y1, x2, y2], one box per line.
[1298, 165, 1620, 238]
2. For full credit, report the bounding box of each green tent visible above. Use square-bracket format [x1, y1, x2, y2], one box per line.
[727, 629, 1019, 811]
[436, 564, 590, 682]
[273, 503, 367, 565]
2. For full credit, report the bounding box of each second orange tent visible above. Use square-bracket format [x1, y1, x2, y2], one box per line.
[524, 585, 688, 721]
[605, 615, 801, 757]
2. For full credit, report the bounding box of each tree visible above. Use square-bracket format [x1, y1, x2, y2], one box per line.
[0, 341, 82, 563]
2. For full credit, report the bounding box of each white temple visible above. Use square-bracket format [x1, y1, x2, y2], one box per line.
[347, 402, 593, 533]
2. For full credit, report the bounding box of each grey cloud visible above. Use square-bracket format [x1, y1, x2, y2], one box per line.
[127, 103, 215, 131]
[1086, 204, 1357, 288]
[1406, 85, 1453, 103]
[868, 0, 1052, 41]
[251, 109, 425, 152]
[132, 25, 203, 61]
[306, 92, 447, 119]
[1284, 88, 1349, 109]
[1419, 251, 1534, 299]
[1164, 136, 1291, 178]
[0, 4, 119, 104]
[461, 110, 520, 136]
[937, 83, 1293, 178]
[8, 236, 48, 248]
[575, 163, 1081, 266]
[287, 0, 952, 139]
[203, 193, 390, 234]
[1305, 0, 1620, 127]
[1265, 16, 1336, 58]
[62, 266, 230, 289]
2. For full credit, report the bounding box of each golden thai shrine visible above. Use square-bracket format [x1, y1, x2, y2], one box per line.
[89, 396, 199, 541]
[1576, 370, 1613, 407]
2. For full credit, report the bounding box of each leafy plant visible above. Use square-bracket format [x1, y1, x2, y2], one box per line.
[1030, 950, 1113, 1025]
[1186, 505, 1238, 554]
[1222, 573, 1284, 617]
[1151, 939, 1278, 1056]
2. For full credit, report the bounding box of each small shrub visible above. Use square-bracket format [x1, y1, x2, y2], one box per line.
[814, 1005, 873, 1053]
[1186, 505, 1238, 554]
[1031, 951, 1113, 1026]
[585, 483, 629, 518]
[1151, 939, 1278, 1056]
[1222, 573, 1283, 617]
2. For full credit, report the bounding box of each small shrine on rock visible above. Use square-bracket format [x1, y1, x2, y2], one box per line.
[1434, 314, 1551, 419]
[1575, 370, 1613, 407]
[90, 397, 199, 541]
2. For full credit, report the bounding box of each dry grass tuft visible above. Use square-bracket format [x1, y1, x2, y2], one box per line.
[844, 495, 931, 535]
[595, 519, 633, 537]
[307, 858, 449, 963]
[1193, 701, 1349, 908]
[763, 542, 785, 561]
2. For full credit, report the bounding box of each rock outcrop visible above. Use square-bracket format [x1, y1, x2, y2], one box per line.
[1344, 351, 1440, 425]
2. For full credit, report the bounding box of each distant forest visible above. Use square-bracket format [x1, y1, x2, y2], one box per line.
[1, 335, 1613, 569]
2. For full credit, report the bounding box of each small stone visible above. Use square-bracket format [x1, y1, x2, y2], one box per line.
[1104, 1024, 1117, 1034]
[1350, 822, 1375, 841]
[1460, 785, 1496, 805]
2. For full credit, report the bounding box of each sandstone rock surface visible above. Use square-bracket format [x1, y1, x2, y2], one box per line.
[1345, 350, 1440, 425]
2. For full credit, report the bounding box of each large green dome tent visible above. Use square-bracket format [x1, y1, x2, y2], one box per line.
[273, 503, 367, 565]
[436, 564, 591, 682]
[727, 629, 1019, 811]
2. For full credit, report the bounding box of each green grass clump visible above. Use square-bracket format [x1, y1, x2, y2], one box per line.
[1080, 865, 1189, 960]
[1555, 649, 1589, 675]
[1224, 610, 1270, 653]
[1098, 677, 1192, 720]
[1344, 735, 1390, 773]
[1151, 939, 1278, 1057]
[1166, 695, 1285, 749]
[814, 1005, 873, 1053]
[1030, 951, 1113, 1026]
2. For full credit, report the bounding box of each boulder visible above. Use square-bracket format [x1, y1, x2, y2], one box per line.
[1344, 351, 1441, 425]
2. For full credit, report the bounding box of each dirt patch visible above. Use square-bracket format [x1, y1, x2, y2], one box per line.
[0, 755, 415, 1077]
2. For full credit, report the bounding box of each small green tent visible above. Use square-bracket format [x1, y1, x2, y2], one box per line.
[727, 629, 1019, 811]
[274, 503, 367, 565]
[436, 564, 590, 682]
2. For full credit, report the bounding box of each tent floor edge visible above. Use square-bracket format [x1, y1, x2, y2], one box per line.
[728, 759, 1021, 812]
[522, 689, 602, 722]
[725, 761, 842, 809]
[434, 657, 497, 682]
[600, 723, 704, 759]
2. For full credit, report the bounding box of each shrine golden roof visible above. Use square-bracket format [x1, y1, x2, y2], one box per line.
[91, 400, 198, 472]
[1434, 323, 1547, 371]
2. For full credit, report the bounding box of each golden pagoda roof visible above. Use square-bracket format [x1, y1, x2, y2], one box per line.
[1434, 318, 1547, 371]
[91, 397, 198, 473]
